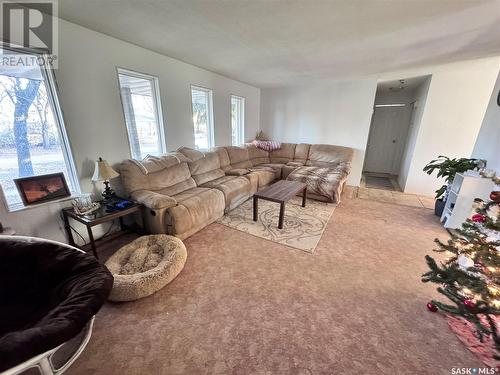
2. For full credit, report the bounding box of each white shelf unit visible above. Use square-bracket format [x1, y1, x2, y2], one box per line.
[440, 173, 495, 229]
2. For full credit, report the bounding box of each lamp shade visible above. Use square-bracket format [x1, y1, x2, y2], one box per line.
[92, 157, 120, 181]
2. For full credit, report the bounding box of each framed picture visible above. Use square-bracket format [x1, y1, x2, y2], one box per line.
[14, 172, 71, 206]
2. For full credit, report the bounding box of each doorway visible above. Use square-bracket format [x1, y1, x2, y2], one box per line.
[363, 76, 430, 192]
[364, 104, 411, 176]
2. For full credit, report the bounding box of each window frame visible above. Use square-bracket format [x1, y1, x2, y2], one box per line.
[190, 85, 215, 150]
[0, 46, 80, 212]
[116, 67, 167, 159]
[230, 94, 245, 146]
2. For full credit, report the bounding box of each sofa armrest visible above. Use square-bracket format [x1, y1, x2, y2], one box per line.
[286, 161, 304, 167]
[131, 190, 177, 210]
[225, 168, 250, 176]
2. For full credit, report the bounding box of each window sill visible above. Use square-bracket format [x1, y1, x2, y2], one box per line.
[6, 194, 78, 213]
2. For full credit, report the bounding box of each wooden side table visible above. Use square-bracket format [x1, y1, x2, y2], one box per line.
[62, 203, 142, 258]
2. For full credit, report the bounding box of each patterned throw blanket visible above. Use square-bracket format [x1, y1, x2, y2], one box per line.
[287, 163, 350, 202]
[252, 140, 281, 152]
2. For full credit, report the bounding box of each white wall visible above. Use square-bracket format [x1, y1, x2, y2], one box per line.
[472, 71, 500, 173]
[260, 80, 378, 185]
[398, 77, 432, 190]
[259, 57, 498, 193]
[0, 19, 260, 242]
[398, 58, 499, 195]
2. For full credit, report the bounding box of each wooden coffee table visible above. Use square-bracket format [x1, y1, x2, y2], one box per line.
[253, 180, 307, 229]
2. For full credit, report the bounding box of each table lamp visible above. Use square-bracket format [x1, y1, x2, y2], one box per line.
[92, 157, 120, 201]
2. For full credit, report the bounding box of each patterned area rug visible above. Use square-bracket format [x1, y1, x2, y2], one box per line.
[217, 197, 336, 253]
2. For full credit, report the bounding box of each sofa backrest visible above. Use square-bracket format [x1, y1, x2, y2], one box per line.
[224, 146, 252, 169]
[269, 143, 296, 164]
[306, 144, 354, 167]
[244, 144, 270, 166]
[177, 147, 225, 186]
[120, 153, 196, 196]
[212, 147, 231, 172]
[294, 144, 311, 164]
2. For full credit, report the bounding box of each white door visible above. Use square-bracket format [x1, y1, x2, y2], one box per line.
[364, 106, 410, 174]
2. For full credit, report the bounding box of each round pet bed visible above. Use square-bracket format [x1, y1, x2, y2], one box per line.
[105, 235, 187, 302]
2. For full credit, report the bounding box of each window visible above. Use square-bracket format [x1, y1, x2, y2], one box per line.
[191, 86, 214, 150]
[117, 68, 166, 160]
[231, 95, 245, 145]
[0, 49, 79, 211]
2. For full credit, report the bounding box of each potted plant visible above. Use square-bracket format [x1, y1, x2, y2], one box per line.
[423, 156, 484, 216]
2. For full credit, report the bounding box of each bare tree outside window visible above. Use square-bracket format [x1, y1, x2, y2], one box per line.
[117, 69, 166, 160]
[191, 86, 214, 150]
[231, 95, 245, 146]
[0, 50, 79, 210]
[0, 77, 40, 177]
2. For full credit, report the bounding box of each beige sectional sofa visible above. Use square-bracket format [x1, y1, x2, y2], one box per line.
[120, 143, 353, 239]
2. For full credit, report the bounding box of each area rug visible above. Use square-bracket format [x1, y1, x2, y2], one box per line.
[217, 197, 336, 253]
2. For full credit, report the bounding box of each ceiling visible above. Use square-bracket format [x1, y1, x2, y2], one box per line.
[377, 75, 431, 93]
[59, 0, 500, 88]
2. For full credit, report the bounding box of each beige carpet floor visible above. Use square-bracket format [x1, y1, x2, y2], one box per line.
[217, 197, 335, 252]
[68, 197, 481, 375]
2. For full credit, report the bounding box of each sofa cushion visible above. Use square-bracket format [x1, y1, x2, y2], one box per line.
[287, 165, 350, 203]
[225, 146, 252, 169]
[243, 172, 259, 195]
[201, 176, 251, 211]
[306, 144, 354, 167]
[126, 153, 190, 175]
[282, 165, 298, 180]
[245, 144, 270, 166]
[179, 149, 225, 186]
[120, 154, 194, 195]
[169, 188, 225, 235]
[211, 147, 231, 172]
[176, 146, 204, 161]
[156, 178, 197, 197]
[225, 168, 250, 176]
[246, 170, 275, 189]
[269, 143, 296, 164]
[130, 190, 177, 210]
[294, 144, 310, 164]
[252, 163, 283, 180]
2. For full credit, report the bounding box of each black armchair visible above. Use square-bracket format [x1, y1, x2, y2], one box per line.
[0, 236, 113, 374]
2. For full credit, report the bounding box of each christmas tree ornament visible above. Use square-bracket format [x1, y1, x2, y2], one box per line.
[471, 214, 487, 223]
[458, 254, 474, 270]
[463, 299, 476, 310]
[490, 191, 500, 203]
[427, 302, 438, 312]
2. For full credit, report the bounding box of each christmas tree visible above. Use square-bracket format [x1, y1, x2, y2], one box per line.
[422, 188, 500, 358]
